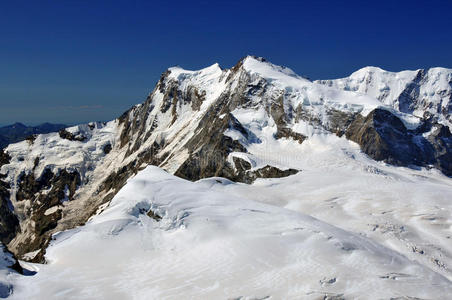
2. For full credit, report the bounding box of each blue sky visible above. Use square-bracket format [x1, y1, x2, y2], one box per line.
[1, 0, 451, 125]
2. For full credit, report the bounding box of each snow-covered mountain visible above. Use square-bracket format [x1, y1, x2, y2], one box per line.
[316, 66, 452, 128]
[0, 56, 451, 298]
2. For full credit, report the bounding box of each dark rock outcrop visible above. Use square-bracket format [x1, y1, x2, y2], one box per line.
[147, 209, 162, 221]
[103, 143, 112, 154]
[230, 157, 299, 183]
[275, 127, 306, 144]
[0, 151, 19, 245]
[12, 168, 81, 262]
[345, 108, 452, 176]
[0, 151, 10, 167]
[0, 182, 19, 245]
[175, 111, 248, 182]
[251, 165, 299, 179]
[58, 129, 87, 142]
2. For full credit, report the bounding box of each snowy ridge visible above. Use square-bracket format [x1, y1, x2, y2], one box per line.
[242, 57, 424, 128]
[242, 57, 381, 117]
[316, 66, 452, 129]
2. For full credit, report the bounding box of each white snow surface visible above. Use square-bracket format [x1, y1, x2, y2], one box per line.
[7, 134, 452, 299]
[0, 245, 16, 298]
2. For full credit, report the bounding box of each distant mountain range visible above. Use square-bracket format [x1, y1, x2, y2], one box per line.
[0, 123, 67, 149]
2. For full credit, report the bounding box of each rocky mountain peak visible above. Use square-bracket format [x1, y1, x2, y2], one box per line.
[0, 57, 451, 263]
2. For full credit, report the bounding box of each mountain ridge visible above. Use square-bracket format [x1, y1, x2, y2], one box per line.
[0, 56, 451, 263]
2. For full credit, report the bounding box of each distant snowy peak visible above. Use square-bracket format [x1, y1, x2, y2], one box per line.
[167, 55, 305, 89]
[242, 56, 301, 78]
[162, 58, 452, 126]
[166, 56, 423, 131]
[316, 66, 452, 128]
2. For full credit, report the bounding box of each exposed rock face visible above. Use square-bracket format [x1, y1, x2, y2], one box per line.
[10, 168, 81, 262]
[102, 143, 112, 154]
[228, 157, 299, 183]
[0, 56, 450, 262]
[274, 127, 306, 144]
[174, 109, 248, 182]
[345, 108, 452, 176]
[251, 165, 298, 179]
[0, 151, 19, 245]
[0, 151, 9, 167]
[58, 129, 87, 142]
[346, 109, 422, 163]
[146, 209, 162, 221]
[422, 123, 452, 176]
[0, 182, 19, 245]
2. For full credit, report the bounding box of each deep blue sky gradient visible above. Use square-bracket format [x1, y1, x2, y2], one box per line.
[1, 0, 451, 125]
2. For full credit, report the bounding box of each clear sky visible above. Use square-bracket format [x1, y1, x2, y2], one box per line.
[1, 0, 451, 126]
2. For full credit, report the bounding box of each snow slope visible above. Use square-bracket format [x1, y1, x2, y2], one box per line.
[0, 244, 19, 298]
[8, 133, 452, 299]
